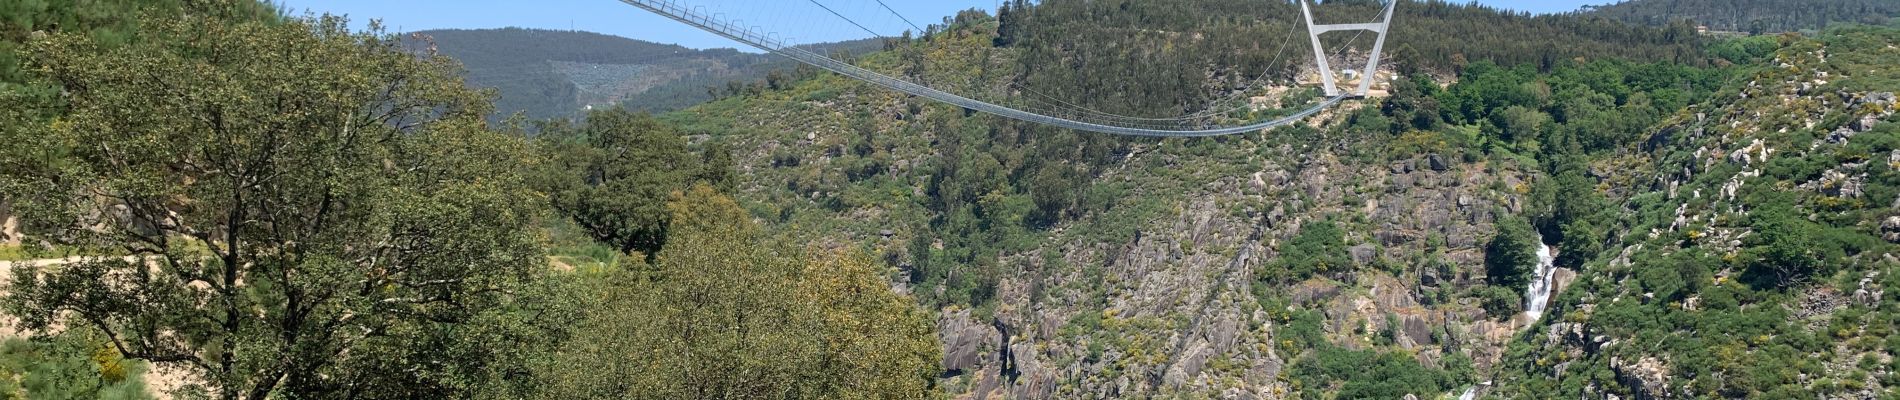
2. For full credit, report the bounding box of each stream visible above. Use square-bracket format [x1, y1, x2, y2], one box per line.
[1459, 235, 1559, 399]
[1523, 235, 1558, 321]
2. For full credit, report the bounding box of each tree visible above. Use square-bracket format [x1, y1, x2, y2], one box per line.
[1, 10, 547, 399]
[1485, 217, 1539, 292]
[536, 185, 941, 399]
[1742, 194, 1821, 288]
[994, 0, 1025, 47]
[1492, 105, 1551, 147]
[1556, 220, 1603, 268]
[544, 108, 697, 260]
[696, 141, 738, 193]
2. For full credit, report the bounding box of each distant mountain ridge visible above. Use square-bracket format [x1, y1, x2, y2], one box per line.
[1582, 0, 1900, 33]
[411, 28, 880, 122]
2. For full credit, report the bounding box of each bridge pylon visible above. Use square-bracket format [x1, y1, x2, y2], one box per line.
[1301, 0, 1398, 98]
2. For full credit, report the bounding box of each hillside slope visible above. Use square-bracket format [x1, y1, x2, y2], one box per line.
[650, 2, 1744, 398]
[415, 28, 880, 121]
[1493, 28, 1900, 398]
[517, 0, 1900, 397]
[1585, 0, 1900, 33]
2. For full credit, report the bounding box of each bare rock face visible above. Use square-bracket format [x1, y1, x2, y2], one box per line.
[938, 310, 999, 374]
[1291, 280, 1343, 305]
[1163, 341, 1211, 388]
[1551, 268, 1579, 303]
[1209, 316, 1241, 355]
[1612, 356, 1672, 399]
[1010, 341, 1057, 400]
[1349, 244, 1379, 266]
[912, 148, 1528, 398]
[1399, 314, 1433, 350]
[1369, 276, 1417, 310]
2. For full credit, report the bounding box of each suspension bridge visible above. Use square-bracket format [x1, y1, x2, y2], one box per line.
[616, 0, 1398, 137]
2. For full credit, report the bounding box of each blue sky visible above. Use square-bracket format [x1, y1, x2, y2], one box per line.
[279, 0, 1608, 50]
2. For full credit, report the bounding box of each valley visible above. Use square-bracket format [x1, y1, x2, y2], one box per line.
[0, 0, 1897, 399]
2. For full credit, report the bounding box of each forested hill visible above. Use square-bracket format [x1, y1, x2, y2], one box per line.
[996, 0, 1709, 123]
[414, 28, 879, 121]
[1583, 0, 1900, 33]
[414, 28, 752, 120]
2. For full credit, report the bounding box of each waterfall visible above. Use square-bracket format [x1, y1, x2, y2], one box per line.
[1451, 236, 1555, 399]
[1523, 234, 1558, 321]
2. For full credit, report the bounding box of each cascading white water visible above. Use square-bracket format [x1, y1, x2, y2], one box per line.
[1450, 237, 1555, 399]
[1523, 234, 1558, 320]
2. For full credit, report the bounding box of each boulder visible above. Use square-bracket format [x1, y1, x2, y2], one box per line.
[1427, 154, 1450, 172]
[1391, 173, 1417, 189]
[1420, 266, 1442, 287]
[1375, 230, 1414, 246]
[1871, 91, 1897, 105]
[1853, 114, 1882, 133]
[1827, 127, 1858, 143]
[1400, 314, 1433, 349]
[1883, 216, 1900, 243]
[1551, 268, 1579, 303]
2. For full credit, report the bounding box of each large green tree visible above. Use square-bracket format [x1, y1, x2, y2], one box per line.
[543, 108, 698, 260]
[536, 185, 942, 399]
[1485, 217, 1540, 293]
[0, 8, 547, 399]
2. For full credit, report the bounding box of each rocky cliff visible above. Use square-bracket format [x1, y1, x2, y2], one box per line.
[1491, 28, 1900, 399]
[686, 65, 1551, 397]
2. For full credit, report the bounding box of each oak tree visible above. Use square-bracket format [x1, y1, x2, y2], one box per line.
[1, 8, 547, 399]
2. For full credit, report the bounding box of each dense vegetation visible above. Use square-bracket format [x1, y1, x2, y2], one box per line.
[4, 0, 1899, 398]
[4, 10, 551, 398]
[0, 1, 939, 399]
[1585, 0, 1900, 33]
[536, 185, 940, 398]
[1002, 0, 1711, 119]
[537, 108, 730, 259]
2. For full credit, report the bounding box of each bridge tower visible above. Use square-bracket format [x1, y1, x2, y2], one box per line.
[1301, 0, 1398, 98]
